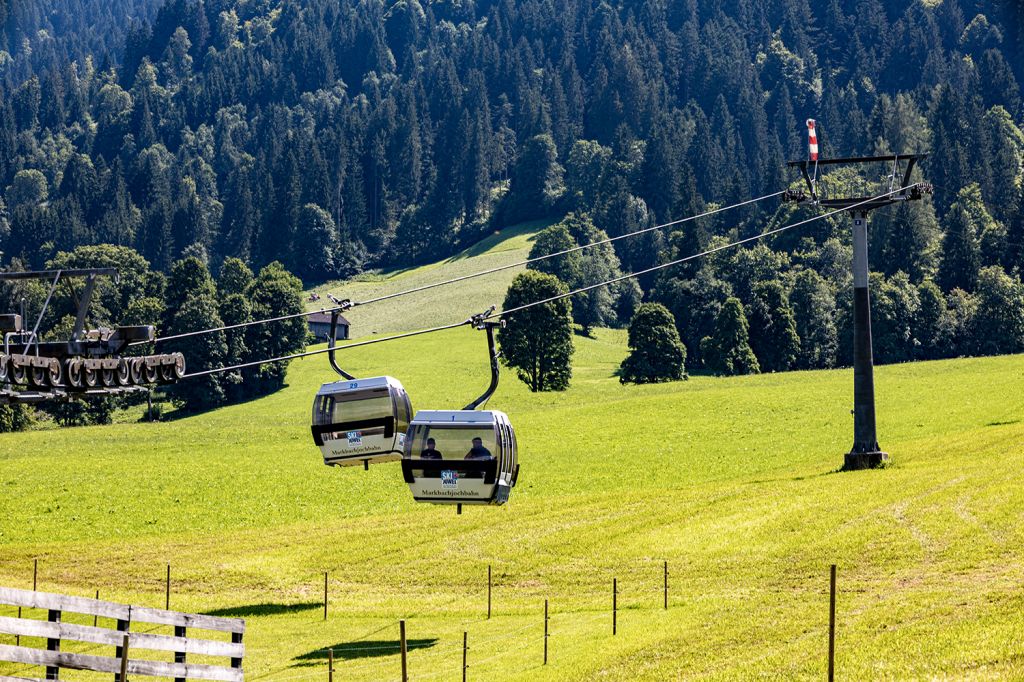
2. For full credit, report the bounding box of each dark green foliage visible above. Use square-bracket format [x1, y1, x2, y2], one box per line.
[294, 204, 341, 281]
[870, 272, 922, 364]
[971, 266, 1024, 355]
[217, 257, 254, 297]
[243, 261, 307, 391]
[654, 271, 733, 369]
[747, 280, 800, 372]
[498, 271, 573, 392]
[527, 224, 582, 285]
[938, 202, 982, 292]
[45, 245, 165, 330]
[166, 291, 226, 410]
[0, 403, 34, 433]
[219, 292, 252, 401]
[45, 397, 115, 427]
[914, 280, 950, 359]
[700, 297, 760, 376]
[619, 303, 686, 384]
[790, 269, 838, 370]
[499, 135, 564, 225]
[164, 256, 216, 318]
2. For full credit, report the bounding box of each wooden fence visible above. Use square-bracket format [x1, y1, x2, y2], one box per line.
[0, 587, 244, 681]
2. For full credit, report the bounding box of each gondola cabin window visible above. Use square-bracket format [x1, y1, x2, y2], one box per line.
[409, 424, 498, 468]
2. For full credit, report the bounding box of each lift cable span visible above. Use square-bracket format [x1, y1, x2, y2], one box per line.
[138, 190, 785, 347]
[180, 185, 916, 381]
[485, 184, 922, 322]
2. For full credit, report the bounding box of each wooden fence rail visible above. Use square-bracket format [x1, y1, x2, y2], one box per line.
[0, 587, 244, 682]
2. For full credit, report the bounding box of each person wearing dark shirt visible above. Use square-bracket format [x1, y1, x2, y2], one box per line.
[465, 437, 492, 460]
[420, 437, 443, 459]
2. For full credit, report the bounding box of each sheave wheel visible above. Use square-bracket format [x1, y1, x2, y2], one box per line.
[47, 359, 63, 388]
[172, 353, 186, 379]
[66, 359, 84, 389]
[0, 354, 8, 383]
[10, 362, 27, 385]
[129, 358, 145, 385]
[144, 362, 160, 384]
[117, 359, 131, 386]
[84, 365, 100, 388]
[29, 364, 47, 388]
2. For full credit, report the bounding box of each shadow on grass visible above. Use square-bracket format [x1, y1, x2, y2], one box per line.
[203, 602, 322, 617]
[986, 419, 1020, 427]
[295, 639, 438, 663]
[155, 382, 292, 422]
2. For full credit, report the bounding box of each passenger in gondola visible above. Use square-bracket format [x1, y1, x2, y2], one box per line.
[420, 438, 443, 459]
[465, 437, 492, 460]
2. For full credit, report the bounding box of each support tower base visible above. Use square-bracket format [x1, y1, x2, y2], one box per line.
[843, 450, 889, 471]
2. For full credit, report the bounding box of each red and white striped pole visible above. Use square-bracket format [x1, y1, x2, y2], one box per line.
[807, 118, 820, 191]
[807, 119, 819, 161]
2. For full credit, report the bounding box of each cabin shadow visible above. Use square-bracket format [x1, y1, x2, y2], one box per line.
[203, 602, 322, 618]
[295, 639, 438, 663]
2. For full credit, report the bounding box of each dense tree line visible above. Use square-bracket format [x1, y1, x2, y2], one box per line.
[2, 0, 1023, 388]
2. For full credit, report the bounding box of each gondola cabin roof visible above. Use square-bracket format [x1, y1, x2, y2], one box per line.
[411, 410, 507, 424]
[316, 375, 400, 395]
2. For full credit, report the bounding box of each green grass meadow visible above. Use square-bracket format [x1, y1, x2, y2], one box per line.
[3, 230, 1024, 680]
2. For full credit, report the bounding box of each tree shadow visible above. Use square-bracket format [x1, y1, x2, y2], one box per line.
[986, 419, 1020, 427]
[295, 639, 438, 663]
[203, 602, 322, 617]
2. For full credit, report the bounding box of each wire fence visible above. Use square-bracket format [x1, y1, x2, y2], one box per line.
[0, 559, 859, 682]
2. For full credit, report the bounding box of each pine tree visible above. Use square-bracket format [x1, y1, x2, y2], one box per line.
[701, 297, 760, 376]
[747, 279, 800, 372]
[619, 303, 686, 384]
[938, 203, 982, 292]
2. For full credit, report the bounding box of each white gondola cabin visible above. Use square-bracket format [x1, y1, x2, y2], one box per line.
[311, 376, 413, 467]
[400, 409, 519, 506]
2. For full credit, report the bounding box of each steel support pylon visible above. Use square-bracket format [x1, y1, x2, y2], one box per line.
[846, 211, 888, 470]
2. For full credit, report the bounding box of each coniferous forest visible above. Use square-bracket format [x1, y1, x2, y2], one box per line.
[1, 0, 1024, 385]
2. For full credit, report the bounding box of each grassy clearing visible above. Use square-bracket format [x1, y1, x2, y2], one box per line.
[2, 228, 1024, 679]
[306, 220, 546, 337]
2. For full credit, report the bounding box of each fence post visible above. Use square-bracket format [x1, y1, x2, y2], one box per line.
[462, 632, 468, 682]
[33, 558, 38, 591]
[94, 590, 100, 627]
[328, 648, 334, 682]
[612, 578, 617, 636]
[230, 631, 243, 670]
[114, 615, 130, 682]
[119, 634, 130, 682]
[165, 564, 171, 610]
[45, 608, 61, 680]
[400, 620, 408, 682]
[828, 564, 836, 682]
[487, 565, 492, 620]
[173, 624, 186, 682]
[664, 561, 668, 610]
[543, 600, 549, 665]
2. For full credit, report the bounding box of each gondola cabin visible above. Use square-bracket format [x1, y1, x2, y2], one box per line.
[311, 376, 413, 467]
[401, 410, 519, 506]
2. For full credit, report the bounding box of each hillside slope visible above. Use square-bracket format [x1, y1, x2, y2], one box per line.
[305, 220, 545, 338]
[1, 314, 1024, 680]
